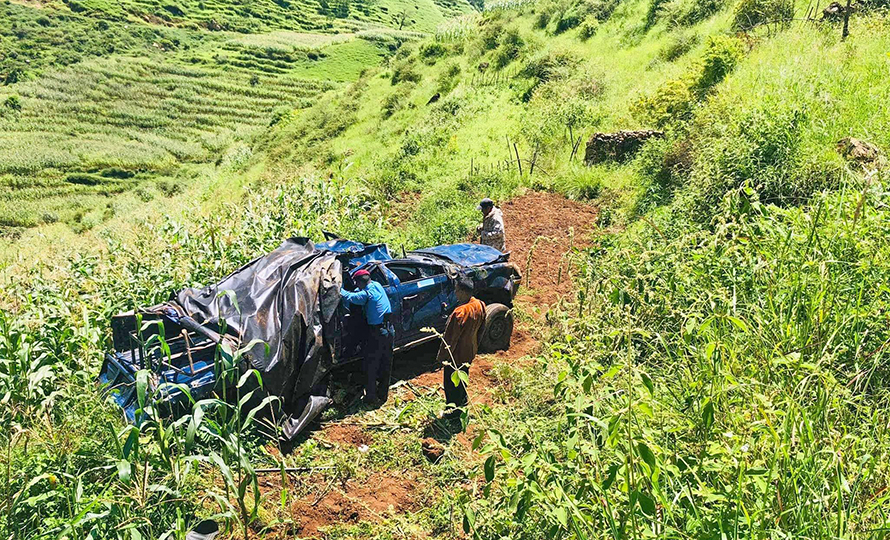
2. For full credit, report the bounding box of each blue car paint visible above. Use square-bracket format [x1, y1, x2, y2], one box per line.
[100, 240, 519, 421]
[411, 243, 505, 266]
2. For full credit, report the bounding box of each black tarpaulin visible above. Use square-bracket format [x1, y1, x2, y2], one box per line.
[175, 237, 342, 406]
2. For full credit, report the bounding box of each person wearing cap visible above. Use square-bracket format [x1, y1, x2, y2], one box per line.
[476, 198, 506, 252]
[437, 278, 486, 421]
[340, 269, 394, 405]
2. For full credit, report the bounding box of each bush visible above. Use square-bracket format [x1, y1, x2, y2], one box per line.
[156, 179, 183, 197]
[269, 105, 293, 126]
[634, 36, 745, 126]
[382, 85, 412, 118]
[578, 20, 598, 40]
[692, 105, 815, 208]
[658, 32, 699, 61]
[391, 59, 421, 85]
[732, 0, 794, 31]
[65, 173, 104, 186]
[480, 21, 505, 50]
[100, 167, 136, 179]
[492, 29, 525, 68]
[3, 95, 21, 111]
[436, 62, 461, 94]
[693, 35, 746, 97]
[553, 5, 586, 33]
[419, 42, 447, 64]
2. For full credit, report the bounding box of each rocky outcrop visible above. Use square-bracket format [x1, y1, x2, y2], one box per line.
[584, 130, 664, 165]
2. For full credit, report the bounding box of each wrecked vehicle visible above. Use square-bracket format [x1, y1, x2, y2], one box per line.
[99, 235, 521, 440]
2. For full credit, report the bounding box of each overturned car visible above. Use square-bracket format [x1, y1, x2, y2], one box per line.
[99, 235, 521, 440]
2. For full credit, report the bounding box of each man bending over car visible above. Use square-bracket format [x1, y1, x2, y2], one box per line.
[340, 269, 394, 405]
[438, 278, 486, 422]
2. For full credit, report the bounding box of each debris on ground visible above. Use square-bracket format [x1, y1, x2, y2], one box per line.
[421, 437, 446, 463]
[584, 130, 664, 165]
[837, 137, 884, 168]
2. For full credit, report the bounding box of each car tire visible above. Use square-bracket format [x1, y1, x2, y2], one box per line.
[480, 303, 513, 353]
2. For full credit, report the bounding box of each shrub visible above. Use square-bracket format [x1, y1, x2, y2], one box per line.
[100, 167, 136, 179]
[588, 0, 621, 21]
[693, 35, 746, 97]
[658, 32, 699, 61]
[3, 95, 21, 111]
[391, 59, 421, 84]
[692, 105, 816, 208]
[579, 20, 598, 40]
[553, 5, 586, 33]
[157, 179, 183, 197]
[419, 42, 447, 64]
[732, 0, 794, 31]
[65, 173, 104, 185]
[480, 21, 505, 50]
[269, 105, 293, 126]
[382, 85, 412, 118]
[634, 36, 745, 126]
[492, 29, 525, 68]
[436, 62, 461, 94]
[40, 211, 59, 224]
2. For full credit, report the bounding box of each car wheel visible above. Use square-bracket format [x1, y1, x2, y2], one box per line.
[480, 302, 513, 353]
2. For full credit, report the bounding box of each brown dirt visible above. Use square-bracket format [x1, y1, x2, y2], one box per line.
[321, 423, 373, 448]
[261, 191, 598, 538]
[502, 191, 599, 310]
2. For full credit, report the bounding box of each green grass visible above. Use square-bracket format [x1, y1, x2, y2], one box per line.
[0, 6, 399, 230]
[4, 0, 890, 538]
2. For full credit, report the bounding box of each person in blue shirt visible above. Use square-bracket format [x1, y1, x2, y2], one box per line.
[340, 269, 394, 405]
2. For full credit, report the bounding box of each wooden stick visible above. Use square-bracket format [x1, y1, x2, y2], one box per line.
[513, 142, 523, 176]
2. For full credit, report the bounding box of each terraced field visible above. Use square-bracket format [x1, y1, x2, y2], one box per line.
[0, 36, 390, 229]
[0, 0, 470, 233]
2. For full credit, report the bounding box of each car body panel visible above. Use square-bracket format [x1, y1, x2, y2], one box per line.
[410, 243, 506, 266]
[99, 238, 520, 425]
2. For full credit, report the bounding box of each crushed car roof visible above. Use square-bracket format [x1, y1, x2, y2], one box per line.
[411, 243, 506, 266]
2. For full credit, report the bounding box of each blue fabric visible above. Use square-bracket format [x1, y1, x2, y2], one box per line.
[341, 281, 392, 325]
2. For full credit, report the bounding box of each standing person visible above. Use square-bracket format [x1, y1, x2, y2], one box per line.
[438, 279, 486, 420]
[340, 269, 394, 405]
[476, 198, 506, 252]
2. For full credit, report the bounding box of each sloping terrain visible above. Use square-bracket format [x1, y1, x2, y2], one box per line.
[4, 0, 890, 538]
[0, 0, 470, 232]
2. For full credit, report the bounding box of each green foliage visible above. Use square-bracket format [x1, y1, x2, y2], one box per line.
[391, 58, 422, 84]
[465, 179, 890, 538]
[419, 41, 448, 64]
[661, 0, 725, 26]
[634, 35, 746, 127]
[492, 29, 526, 68]
[578, 19, 598, 40]
[381, 84, 413, 118]
[2, 94, 20, 112]
[732, 0, 794, 31]
[436, 61, 462, 94]
[657, 30, 700, 61]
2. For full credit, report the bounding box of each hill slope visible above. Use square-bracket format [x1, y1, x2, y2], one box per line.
[3, 0, 890, 538]
[0, 0, 471, 232]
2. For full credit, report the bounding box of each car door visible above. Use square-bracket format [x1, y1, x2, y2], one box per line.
[384, 261, 450, 345]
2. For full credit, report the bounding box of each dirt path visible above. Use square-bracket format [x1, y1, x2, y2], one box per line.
[265, 191, 598, 538]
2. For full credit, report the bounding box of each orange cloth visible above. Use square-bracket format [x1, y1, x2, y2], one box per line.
[437, 297, 486, 368]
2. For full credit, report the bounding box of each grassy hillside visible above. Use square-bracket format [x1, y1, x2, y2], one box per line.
[0, 0, 470, 233]
[4, 0, 890, 537]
